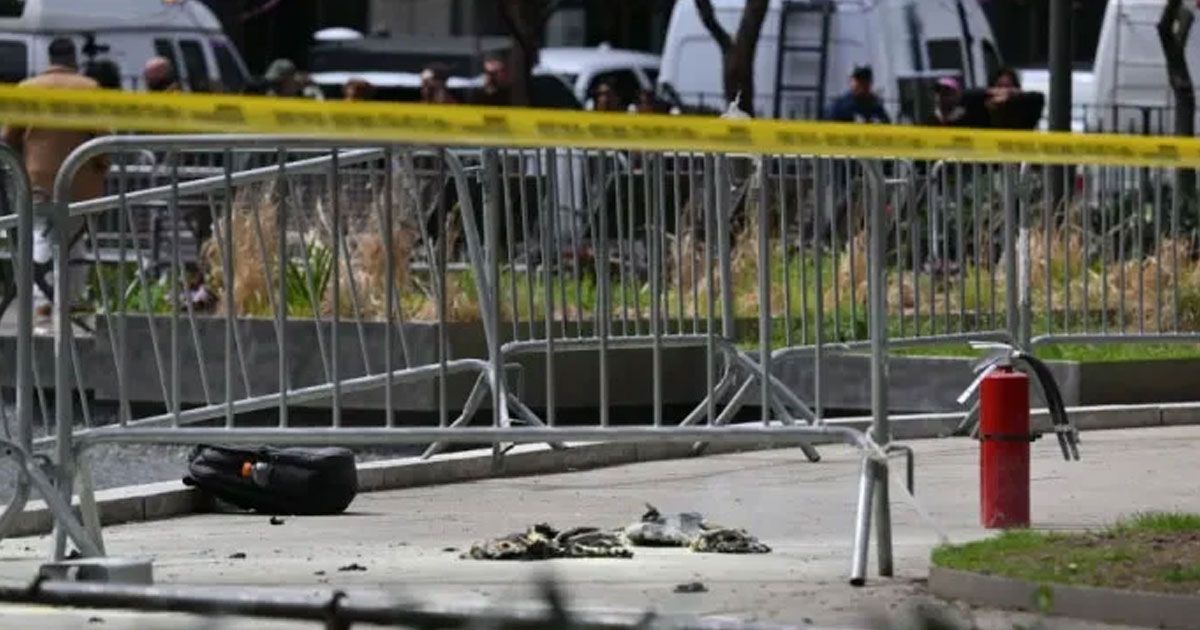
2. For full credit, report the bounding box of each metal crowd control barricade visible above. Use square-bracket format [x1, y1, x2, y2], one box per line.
[0, 135, 897, 586]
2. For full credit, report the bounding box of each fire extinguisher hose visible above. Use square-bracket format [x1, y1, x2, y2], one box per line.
[1014, 353, 1081, 462]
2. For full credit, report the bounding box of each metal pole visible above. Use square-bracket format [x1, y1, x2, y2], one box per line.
[483, 149, 504, 430]
[52, 199, 72, 560]
[1049, 0, 1073, 204]
[849, 456, 875, 587]
[715, 157, 735, 339]
[864, 161, 892, 578]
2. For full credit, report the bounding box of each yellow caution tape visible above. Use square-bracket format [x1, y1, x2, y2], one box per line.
[1, 84, 1198, 168]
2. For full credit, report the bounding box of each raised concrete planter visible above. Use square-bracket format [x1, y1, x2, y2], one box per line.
[930, 566, 1200, 629]
[775, 353, 1200, 413]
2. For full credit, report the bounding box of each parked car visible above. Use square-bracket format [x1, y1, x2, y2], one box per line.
[0, 0, 250, 92]
[534, 45, 661, 108]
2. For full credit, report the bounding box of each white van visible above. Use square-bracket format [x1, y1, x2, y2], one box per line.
[0, 0, 249, 92]
[1089, 0, 1200, 134]
[658, 0, 1002, 120]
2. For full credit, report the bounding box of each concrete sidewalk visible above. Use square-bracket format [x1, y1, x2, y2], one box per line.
[2, 426, 1198, 628]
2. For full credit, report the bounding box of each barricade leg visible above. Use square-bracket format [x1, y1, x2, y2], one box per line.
[873, 460, 894, 577]
[0, 145, 33, 544]
[77, 455, 106, 556]
[849, 456, 876, 586]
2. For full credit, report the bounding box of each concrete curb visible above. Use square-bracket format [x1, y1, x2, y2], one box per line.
[3, 405, 1199, 540]
[929, 566, 1200, 629]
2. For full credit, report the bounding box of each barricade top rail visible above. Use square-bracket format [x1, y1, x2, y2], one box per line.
[2, 85, 1199, 168]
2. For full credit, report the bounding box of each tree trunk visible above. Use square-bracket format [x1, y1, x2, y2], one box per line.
[695, 0, 769, 116]
[498, 0, 551, 107]
[1158, 0, 1196, 200]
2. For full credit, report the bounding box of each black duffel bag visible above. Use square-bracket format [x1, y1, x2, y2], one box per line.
[183, 445, 358, 515]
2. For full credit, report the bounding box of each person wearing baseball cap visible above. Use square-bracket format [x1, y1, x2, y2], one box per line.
[928, 76, 968, 127]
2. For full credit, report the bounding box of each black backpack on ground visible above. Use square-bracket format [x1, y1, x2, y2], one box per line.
[183, 445, 358, 515]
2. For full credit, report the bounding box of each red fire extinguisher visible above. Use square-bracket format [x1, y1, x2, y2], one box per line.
[979, 366, 1031, 529]
[961, 343, 1080, 530]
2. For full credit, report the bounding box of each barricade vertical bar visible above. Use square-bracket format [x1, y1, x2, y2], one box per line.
[813, 159, 826, 422]
[1118, 165, 1127, 333]
[690, 153, 700, 334]
[483, 149, 504, 430]
[1136, 166, 1145, 333]
[328, 149, 342, 427]
[865, 161, 892, 578]
[276, 148, 289, 428]
[627, 151, 640, 336]
[1154, 167, 1163, 332]
[940, 171, 950, 334]
[1003, 165, 1020, 349]
[672, 152, 684, 329]
[1082, 166, 1091, 334]
[757, 156, 770, 425]
[715, 156, 734, 339]
[565, 150, 583, 336]
[927, 167, 937, 335]
[1101, 165, 1110, 334]
[657, 152, 667, 427]
[613, 152, 629, 336]
[1043, 166, 1053, 334]
[170, 154, 181, 427]
[518, 151, 537, 341]
[12, 149, 32, 449]
[779, 157, 792, 347]
[795, 157, 808, 345]
[1017, 166, 1032, 351]
[500, 152, 518, 340]
[223, 149, 235, 428]
[1172, 167, 1182, 332]
[956, 163, 966, 333]
[383, 146, 395, 427]
[436, 154, 449, 429]
[555, 150, 570, 338]
[1063, 167, 1072, 331]
[703, 154, 716, 426]
[848, 164, 858, 336]
[597, 152, 610, 427]
[52, 198, 73, 560]
[541, 149, 557, 427]
[988, 165, 998, 329]
[116, 156, 131, 425]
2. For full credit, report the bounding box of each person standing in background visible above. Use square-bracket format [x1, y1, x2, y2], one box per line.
[143, 57, 179, 92]
[473, 55, 512, 106]
[343, 78, 374, 101]
[84, 58, 122, 90]
[419, 64, 457, 104]
[0, 38, 109, 324]
[824, 66, 890, 123]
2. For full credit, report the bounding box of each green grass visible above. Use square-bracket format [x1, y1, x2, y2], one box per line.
[1112, 512, 1200, 534]
[932, 512, 1200, 593]
[894, 342, 1200, 363]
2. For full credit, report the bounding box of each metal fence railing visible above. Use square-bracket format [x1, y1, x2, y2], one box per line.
[4, 122, 1200, 589]
[0, 136, 899, 586]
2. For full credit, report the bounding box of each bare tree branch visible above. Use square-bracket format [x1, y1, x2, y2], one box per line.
[694, 0, 733, 53]
[498, 0, 539, 61]
[734, 0, 771, 56]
